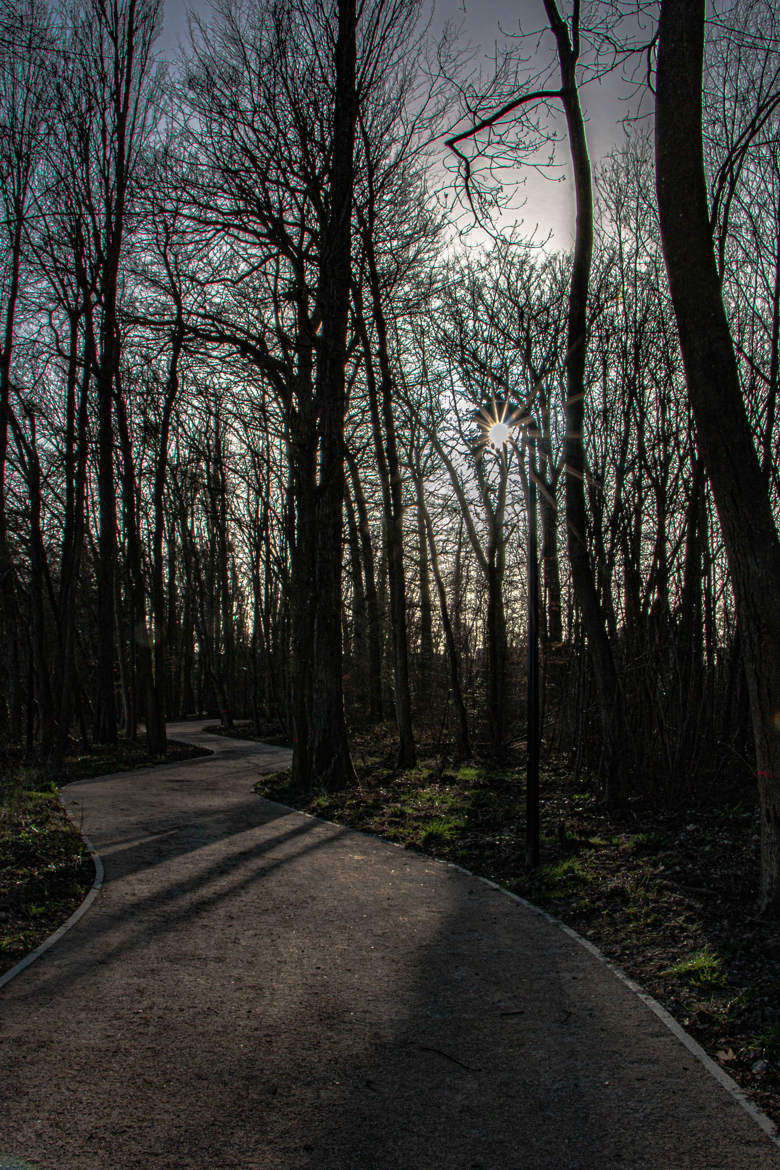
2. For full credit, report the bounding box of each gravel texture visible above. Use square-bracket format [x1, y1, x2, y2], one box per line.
[0, 723, 779, 1169]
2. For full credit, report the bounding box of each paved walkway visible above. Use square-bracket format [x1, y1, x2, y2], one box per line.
[1, 723, 779, 1169]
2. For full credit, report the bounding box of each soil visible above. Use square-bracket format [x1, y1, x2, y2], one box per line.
[246, 723, 780, 1130]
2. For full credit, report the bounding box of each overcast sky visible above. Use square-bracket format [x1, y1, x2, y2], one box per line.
[159, 0, 642, 247]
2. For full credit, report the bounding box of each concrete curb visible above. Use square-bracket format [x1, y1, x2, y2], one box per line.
[0, 793, 104, 993]
[459, 865, 780, 1151]
[0, 736, 220, 996]
[260, 793, 780, 1152]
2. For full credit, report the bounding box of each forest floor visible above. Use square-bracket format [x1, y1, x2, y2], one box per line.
[210, 720, 780, 1132]
[0, 737, 208, 978]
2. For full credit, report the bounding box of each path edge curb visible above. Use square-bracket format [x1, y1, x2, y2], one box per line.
[260, 792, 780, 1152]
[458, 863, 780, 1151]
[0, 793, 104, 993]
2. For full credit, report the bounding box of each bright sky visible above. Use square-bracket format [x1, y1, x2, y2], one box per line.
[159, 0, 642, 248]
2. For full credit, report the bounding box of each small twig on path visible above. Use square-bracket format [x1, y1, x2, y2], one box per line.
[418, 1044, 481, 1074]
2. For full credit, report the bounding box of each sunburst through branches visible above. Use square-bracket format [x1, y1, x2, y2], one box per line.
[475, 398, 524, 450]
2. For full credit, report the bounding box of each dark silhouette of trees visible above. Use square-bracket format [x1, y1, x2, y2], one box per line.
[0, 0, 778, 909]
[656, 0, 780, 913]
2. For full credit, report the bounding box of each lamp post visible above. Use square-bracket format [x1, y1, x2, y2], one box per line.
[488, 414, 540, 868]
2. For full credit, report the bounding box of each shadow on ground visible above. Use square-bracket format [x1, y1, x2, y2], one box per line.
[1, 738, 778, 1169]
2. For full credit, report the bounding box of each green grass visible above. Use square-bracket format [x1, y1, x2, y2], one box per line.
[664, 947, 726, 988]
[420, 816, 466, 846]
[0, 781, 91, 974]
[536, 856, 590, 899]
[749, 1023, 780, 1061]
[456, 765, 486, 784]
[626, 831, 664, 854]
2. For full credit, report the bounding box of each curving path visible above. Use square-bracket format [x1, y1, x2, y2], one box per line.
[0, 722, 779, 1169]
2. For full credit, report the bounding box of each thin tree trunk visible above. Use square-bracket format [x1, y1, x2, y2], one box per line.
[148, 315, 184, 749]
[415, 477, 434, 702]
[544, 0, 626, 804]
[416, 475, 471, 762]
[539, 487, 563, 645]
[354, 287, 416, 765]
[53, 307, 89, 765]
[16, 413, 55, 753]
[115, 382, 165, 753]
[344, 477, 367, 679]
[347, 452, 383, 720]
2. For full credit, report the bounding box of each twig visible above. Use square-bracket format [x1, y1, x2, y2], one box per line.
[418, 1044, 481, 1074]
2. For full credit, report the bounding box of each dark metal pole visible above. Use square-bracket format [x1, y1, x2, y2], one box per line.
[526, 426, 540, 868]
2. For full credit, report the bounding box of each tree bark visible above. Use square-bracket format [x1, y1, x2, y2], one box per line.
[656, 0, 780, 913]
[0, 211, 25, 745]
[544, 0, 626, 804]
[309, 0, 358, 791]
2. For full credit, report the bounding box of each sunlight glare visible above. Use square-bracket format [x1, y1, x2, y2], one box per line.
[488, 421, 510, 448]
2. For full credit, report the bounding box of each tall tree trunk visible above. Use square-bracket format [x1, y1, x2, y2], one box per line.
[544, 0, 626, 804]
[310, 0, 358, 791]
[656, 0, 780, 914]
[53, 306, 90, 765]
[116, 383, 165, 753]
[485, 551, 507, 761]
[675, 451, 706, 769]
[539, 486, 563, 646]
[147, 315, 184, 750]
[289, 400, 316, 788]
[344, 477, 367, 680]
[93, 321, 118, 743]
[17, 413, 55, 753]
[0, 218, 24, 745]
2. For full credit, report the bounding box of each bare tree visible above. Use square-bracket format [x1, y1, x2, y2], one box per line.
[0, 0, 50, 745]
[656, 0, 780, 912]
[445, 1, 630, 801]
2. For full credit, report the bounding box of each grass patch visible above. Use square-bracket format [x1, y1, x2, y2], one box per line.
[0, 785, 91, 976]
[536, 856, 590, 898]
[626, 831, 664, 854]
[420, 816, 466, 847]
[664, 947, 727, 988]
[750, 1024, 780, 1062]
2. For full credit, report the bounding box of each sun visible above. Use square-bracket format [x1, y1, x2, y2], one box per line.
[488, 420, 510, 447]
[475, 398, 520, 449]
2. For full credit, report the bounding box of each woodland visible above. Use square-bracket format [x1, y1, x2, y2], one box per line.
[1, 0, 780, 930]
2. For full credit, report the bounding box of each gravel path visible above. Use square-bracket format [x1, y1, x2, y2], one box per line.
[1, 722, 779, 1169]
